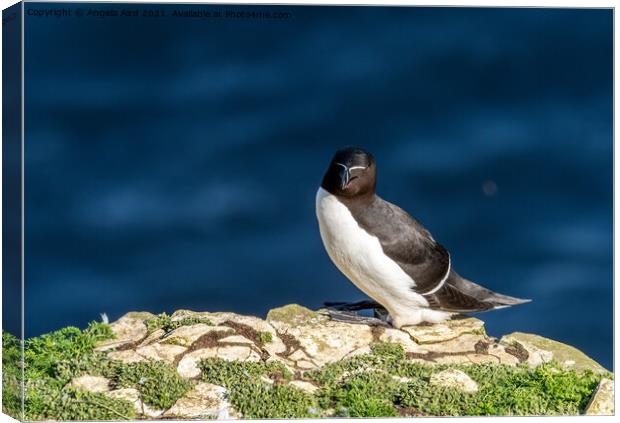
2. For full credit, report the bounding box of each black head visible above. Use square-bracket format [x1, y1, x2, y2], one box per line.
[321, 147, 376, 198]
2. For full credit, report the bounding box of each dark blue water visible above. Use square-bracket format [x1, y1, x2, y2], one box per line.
[15, 4, 613, 369]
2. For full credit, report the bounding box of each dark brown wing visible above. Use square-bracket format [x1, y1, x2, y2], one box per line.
[426, 271, 531, 312]
[349, 196, 450, 294]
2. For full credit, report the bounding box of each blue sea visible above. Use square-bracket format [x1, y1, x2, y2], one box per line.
[6, 4, 613, 369]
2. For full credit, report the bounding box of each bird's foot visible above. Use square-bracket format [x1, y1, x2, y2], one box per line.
[325, 309, 391, 327]
[323, 300, 386, 312]
[323, 300, 390, 327]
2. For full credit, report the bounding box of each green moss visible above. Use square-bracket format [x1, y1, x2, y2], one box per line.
[113, 360, 192, 409]
[257, 331, 273, 345]
[24, 322, 113, 380]
[2, 331, 22, 419]
[199, 358, 316, 418]
[370, 342, 406, 360]
[29, 387, 136, 421]
[266, 304, 318, 325]
[145, 312, 213, 334]
[8, 315, 608, 420]
[323, 372, 400, 417]
[308, 342, 431, 388]
[161, 337, 188, 347]
[393, 362, 604, 416]
[13, 320, 193, 420]
[501, 333, 608, 374]
[303, 343, 603, 417]
[15, 321, 144, 421]
[199, 357, 293, 387]
[229, 382, 319, 418]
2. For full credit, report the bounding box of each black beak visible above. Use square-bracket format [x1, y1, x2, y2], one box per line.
[338, 164, 350, 190]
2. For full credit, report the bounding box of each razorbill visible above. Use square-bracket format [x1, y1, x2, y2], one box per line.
[316, 147, 530, 328]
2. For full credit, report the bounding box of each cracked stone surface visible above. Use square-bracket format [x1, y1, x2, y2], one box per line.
[288, 380, 320, 394]
[430, 368, 479, 393]
[138, 329, 166, 347]
[92, 304, 611, 419]
[267, 304, 376, 369]
[107, 349, 146, 364]
[177, 348, 222, 379]
[163, 382, 239, 419]
[95, 312, 152, 351]
[136, 343, 187, 363]
[499, 332, 607, 373]
[163, 324, 230, 347]
[584, 378, 614, 416]
[67, 375, 111, 393]
[401, 317, 485, 344]
[105, 387, 164, 418]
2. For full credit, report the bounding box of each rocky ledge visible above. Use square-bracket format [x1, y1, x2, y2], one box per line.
[5, 304, 613, 420]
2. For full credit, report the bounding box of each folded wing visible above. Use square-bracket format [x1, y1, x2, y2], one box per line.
[355, 197, 530, 312]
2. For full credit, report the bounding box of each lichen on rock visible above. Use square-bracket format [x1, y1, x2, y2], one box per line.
[584, 378, 614, 416]
[3, 304, 613, 421]
[429, 368, 478, 393]
[67, 375, 111, 393]
[500, 332, 607, 374]
[266, 304, 319, 326]
[163, 382, 239, 419]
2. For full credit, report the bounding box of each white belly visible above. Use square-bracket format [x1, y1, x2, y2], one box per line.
[315, 188, 451, 327]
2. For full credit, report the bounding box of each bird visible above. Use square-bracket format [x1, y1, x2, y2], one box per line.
[315, 146, 530, 329]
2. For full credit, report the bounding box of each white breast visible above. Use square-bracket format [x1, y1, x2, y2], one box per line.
[315, 187, 435, 326]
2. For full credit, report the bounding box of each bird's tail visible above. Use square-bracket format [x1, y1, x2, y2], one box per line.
[449, 272, 531, 310]
[424, 272, 531, 313]
[484, 292, 531, 309]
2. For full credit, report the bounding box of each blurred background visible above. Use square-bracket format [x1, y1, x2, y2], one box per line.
[16, 5, 612, 369]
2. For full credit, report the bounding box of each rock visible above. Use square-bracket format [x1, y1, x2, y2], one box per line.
[96, 304, 611, 418]
[135, 343, 186, 363]
[430, 369, 478, 393]
[432, 355, 472, 365]
[289, 380, 319, 394]
[584, 378, 614, 415]
[500, 332, 607, 373]
[170, 310, 287, 357]
[379, 328, 429, 354]
[171, 309, 212, 321]
[105, 387, 164, 418]
[210, 311, 287, 356]
[107, 349, 146, 364]
[67, 375, 110, 393]
[163, 324, 231, 347]
[267, 304, 375, 368]
[466, 353, 500, 365]
[220, 335, 255, 345]
[402, 317, 485, 344]
[138, 328, 166, 347]
[177, 349, 221, 379]
[486, 343, 520, 366]
[163, 382, 238, 419]
[95, 312, 151, 351]
[342, 345, 372, 360]
[176, 345, 261, 379]
[123, 311, 159, 321]
[217, 345, 262, 362]
[295, 360, 317, 370]
[101, 308, 610, 377]
[267, 304, 320, 326]
[423, 334, 486, 355]
[105, 388, 140, 411]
